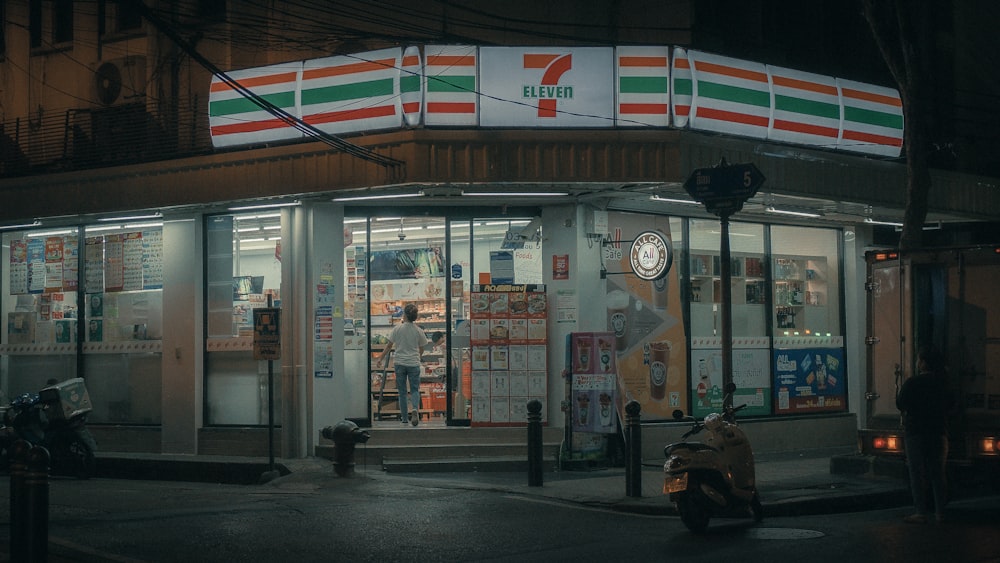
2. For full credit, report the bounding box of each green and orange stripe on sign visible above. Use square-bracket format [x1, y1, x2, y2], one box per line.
[768, 66, 840, 148]
[401, 46, 422, 126]
[837, 78, 903, 157]
[688, 50, 770, 139]
[671, 47, 692, 127]
[300, 47, 402, 135]
[425, 45, 478, 126]
[616, 46, 669, 127]
[208, 62, 303, 148]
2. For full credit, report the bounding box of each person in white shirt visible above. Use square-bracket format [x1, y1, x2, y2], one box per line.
[376, 304, 441, 426]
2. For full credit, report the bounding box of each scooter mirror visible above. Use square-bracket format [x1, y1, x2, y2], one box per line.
[672, 409, 685, 420]
[724, 382, 737, 394]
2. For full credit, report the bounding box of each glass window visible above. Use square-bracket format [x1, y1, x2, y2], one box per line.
[29, 0, 42, 48]
[2, 227, 81, 403]
[770, 225, 841, 337]
[116, 0, 143, 32]
[204, 212, 282, 425]
[770, 225, 845, 415]
[81, 221, 164, 424]
[1, 222, 164, 424]
[53, 0, 73, 44]
[686, 219, 766, 338]
[348, 215, 540, 427]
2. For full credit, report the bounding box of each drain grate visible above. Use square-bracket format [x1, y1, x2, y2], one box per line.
[747, 528, 826, 540]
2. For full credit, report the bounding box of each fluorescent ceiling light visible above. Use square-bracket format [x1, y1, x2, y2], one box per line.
[332, 193, 421, 202]
[650, 196, 700, 205]
[98, 212, 162, 222]
[228, 201, 299, 211]
[26, 229, 75, 237]
[864, 217, 904, 227]
[766, 206, 823, 218]
[0, 220, 42, 231]
[464, 191, 568, 197]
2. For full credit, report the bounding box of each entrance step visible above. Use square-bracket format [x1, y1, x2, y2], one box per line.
[315, 425, 564, 471]
[382, 455, 559, 473]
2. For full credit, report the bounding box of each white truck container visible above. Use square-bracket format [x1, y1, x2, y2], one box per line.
[862, 245, 1000, 462]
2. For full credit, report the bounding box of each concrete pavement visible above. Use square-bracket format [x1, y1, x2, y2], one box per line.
[256, 446, 916, 517]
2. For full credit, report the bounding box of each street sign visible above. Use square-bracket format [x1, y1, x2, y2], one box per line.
[683, 162, 765, 214]
[253, 307, 281, 360]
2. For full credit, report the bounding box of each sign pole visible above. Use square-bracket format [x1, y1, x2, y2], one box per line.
[719, 212, 734, 408]
[266, 294, 275, 473]
[683, 159, 765, 410]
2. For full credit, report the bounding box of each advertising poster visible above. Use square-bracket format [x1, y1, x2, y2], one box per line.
[470, 284, 547, 426]
[773, 346, 846, 413]
[606, 212, 687, 421]
[569, 332, 617, 435]
[690, 340, 771, 418]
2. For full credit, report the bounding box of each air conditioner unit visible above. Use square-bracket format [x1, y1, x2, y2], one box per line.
[93, 56, 146, 106]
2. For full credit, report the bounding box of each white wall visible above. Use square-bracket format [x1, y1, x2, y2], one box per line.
[310, 204, 352, 438]
[160, 216, 203, 454]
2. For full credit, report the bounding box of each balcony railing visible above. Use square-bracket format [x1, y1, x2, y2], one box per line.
[0, 99, 214, 179]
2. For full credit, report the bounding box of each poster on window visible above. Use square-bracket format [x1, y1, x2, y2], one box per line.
[605, 212, 687, 422]
[773, 346, 846, 413]
[369, 247, 445, 280]
[690, 342, 771, 418]
[9, 239, 28, 295]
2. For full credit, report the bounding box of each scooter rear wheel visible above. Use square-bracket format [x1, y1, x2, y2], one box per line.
[676, 492, 711, 533]
[749, 491, 764, 523]
[66, 436, 96, 479]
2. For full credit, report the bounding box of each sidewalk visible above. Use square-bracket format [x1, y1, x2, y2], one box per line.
[265, 446, 915, 517]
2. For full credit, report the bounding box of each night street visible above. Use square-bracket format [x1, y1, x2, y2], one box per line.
[2, 472, 998, 562]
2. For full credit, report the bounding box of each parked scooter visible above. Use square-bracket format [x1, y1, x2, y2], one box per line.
[662, 383, 762, 532]
[0, 378, 97, 479]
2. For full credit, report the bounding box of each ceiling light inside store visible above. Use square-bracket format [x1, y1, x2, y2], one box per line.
[464, 191, 568, 197]
[864, 217, 904, 227]
[0, 219, 42, 231]
[98, 212, 162, 222]
[26, 229, 75, 237]
[766, 206, 823, 218]
[332, 193, 421, 202]
[228, 201, 299, 211]
[650, 195, 700, 205]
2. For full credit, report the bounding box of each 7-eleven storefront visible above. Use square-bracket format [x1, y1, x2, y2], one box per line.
[0, 42, 935, 459]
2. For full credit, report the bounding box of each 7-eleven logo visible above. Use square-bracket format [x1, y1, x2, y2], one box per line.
[522, 54, 573, 118]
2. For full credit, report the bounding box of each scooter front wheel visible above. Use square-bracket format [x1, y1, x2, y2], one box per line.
[676, 491, 711, 533]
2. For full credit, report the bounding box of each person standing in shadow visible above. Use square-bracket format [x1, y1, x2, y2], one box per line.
[897, 345, 952, 523]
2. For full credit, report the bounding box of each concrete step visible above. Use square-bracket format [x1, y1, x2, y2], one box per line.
[315, 425, 566, 471]
[381, 455, 560, 473]
[318, 441, 562, 467]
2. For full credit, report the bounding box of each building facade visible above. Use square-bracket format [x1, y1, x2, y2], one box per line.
[1, 1, 998, 459]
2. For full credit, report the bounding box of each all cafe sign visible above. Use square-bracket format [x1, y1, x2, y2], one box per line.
[629, 231, 673, 281]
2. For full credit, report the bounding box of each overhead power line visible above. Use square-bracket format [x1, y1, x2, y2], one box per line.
[132, 0, 404, 172]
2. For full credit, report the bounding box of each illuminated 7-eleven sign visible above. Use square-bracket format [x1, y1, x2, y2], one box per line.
[479, 46, 615, 127]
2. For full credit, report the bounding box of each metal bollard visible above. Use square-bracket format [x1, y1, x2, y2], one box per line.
[625, 400, 642, 498]
[25, 445, 50, 563]
[9, 440, 30, 562]
[527, 399, 543, 487]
